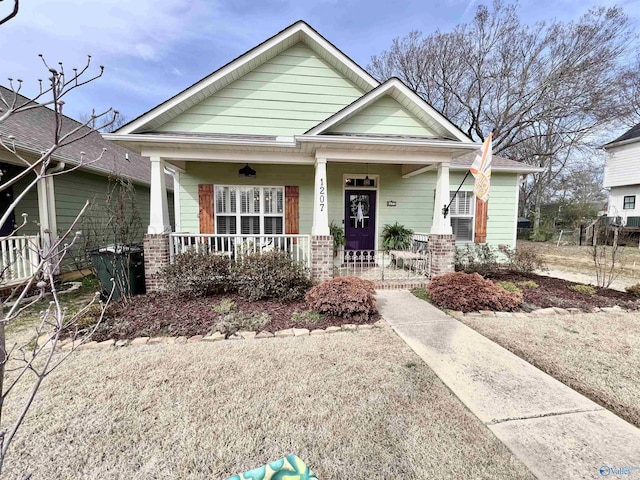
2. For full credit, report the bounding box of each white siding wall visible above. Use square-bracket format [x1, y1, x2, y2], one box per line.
[603, 142, 640, 188]
[608, 185, 640, 223]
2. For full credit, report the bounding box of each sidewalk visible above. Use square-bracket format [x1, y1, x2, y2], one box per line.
[377, 290, 640, 480]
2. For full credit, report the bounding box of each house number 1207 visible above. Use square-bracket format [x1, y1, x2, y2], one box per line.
[319, 179, 325, 212]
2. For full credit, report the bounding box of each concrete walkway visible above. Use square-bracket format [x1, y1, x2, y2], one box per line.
[377, 290, 640, 480]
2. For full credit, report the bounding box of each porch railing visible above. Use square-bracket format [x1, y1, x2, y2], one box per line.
[0, 235, 41, 285]
[335, 232, 431, 282]
[169, 233, 311, 270]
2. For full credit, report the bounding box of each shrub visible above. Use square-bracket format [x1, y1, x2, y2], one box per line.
[497, 281, 522, 294]
[76, 302, 116, 329]
[626, 283, 640, 297]
[232, 251, 312, 301]
[161, 250, 232, 297]
[455, 243, 500, 276]
[502, 245, 547, 273]
[291, 309, 323, 328]
[427, 272, 522, 312]
[213, 297, 236, 314]
[568, 284, 596, 295]
[517, 280, 539, 289]
[216, 311, 271, 336]
[306, 276, 377, 323]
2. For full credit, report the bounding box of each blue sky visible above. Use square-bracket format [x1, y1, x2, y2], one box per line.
[1, 0, 638, 123]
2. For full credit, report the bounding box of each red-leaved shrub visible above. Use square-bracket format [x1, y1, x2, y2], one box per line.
[427, 272, 522, 312]
[305, 276, 377, 322]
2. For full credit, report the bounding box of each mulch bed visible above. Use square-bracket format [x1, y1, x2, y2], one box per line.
[92, 293, 378, 342]
[487, 272, 640, 311]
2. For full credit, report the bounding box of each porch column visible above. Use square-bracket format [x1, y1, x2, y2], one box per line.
[148, 156, 171, 234]
[145, 156, 171, 292]
[430, 162, 453, 235]
[311, 157, 332, 282]
[428, 162, 456, 277]
[311, 157, 329, 235]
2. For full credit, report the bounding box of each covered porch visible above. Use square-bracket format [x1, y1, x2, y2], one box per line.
[131, 136, 474, 290]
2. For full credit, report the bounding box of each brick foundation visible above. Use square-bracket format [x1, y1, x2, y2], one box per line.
[310, 235, 333, 283]
[427, 234, 456, 278]
[143, 233, 170, 293]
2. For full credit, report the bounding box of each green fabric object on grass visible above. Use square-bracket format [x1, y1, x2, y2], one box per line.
[226, 454, 317, 480]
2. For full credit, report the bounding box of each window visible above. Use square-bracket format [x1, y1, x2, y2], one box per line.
[215, 186, 284, 235]
[449, 191, 474, 242]
[623, 195, 636, 210]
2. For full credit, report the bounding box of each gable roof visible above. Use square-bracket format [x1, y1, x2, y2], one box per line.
[0, 86, 164, 188]
[117, 20, 380, 135]
[605, 122, 640, 148]
[304, 78, 473, 142]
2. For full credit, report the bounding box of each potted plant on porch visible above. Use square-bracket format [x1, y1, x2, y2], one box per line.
[382, 222, 414, 251]
[329, 220, 346, 258]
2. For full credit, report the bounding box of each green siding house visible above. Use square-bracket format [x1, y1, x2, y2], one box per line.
[105, 21, 537, 289]
[0, 86, 173, 285]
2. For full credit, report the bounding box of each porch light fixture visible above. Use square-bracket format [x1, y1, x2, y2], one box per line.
[238, 163, 257, 178]
[363, 163, 373, 186]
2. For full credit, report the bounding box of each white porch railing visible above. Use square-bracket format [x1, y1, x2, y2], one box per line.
[169, 233, 311, 270]
[0, 235, 40, 285]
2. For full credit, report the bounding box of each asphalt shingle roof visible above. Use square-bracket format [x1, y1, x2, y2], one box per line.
[606, 123, 640, 146]
[0, 86, 155, 187]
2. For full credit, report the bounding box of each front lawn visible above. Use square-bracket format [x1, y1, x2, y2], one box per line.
[460, 311, 640, 428]
[2, 329, 534, 479]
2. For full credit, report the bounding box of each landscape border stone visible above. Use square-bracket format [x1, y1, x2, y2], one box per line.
[450, 304, 632, 319]
[55, 320, 386, 350]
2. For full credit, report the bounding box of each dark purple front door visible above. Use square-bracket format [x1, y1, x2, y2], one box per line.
[344, 190, 376, 251]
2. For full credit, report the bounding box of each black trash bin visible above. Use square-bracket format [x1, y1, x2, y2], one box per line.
[88, 244, 146, 301]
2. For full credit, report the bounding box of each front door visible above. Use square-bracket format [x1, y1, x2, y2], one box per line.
[344, 190, 376, 251]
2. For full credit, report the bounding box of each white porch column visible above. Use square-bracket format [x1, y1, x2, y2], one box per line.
[312, 157, 329, 236]
[148, 156, 171, 234]
[430, 162, 453, 235]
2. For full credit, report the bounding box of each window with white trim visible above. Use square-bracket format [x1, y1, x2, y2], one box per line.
[215, 186, 284, 235]
[623, 195, 636, 210]
[449, 190, 474, 242]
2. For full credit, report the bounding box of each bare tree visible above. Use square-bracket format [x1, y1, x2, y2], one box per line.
[78, 111, 129, 133]
[369, 1, 640, 234]
[0, 55, 119, 475]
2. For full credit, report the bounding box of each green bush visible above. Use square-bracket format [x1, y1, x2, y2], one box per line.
[625, 283, 640, 297]
[497, 281, 522, 294]
[427, 272, 522, 312]
[213, 297, 236, 314]
[517, 280, 539, 289]
[161, 250, 233, 297]
[529, 227, 553, 242]
[76, 302, 116, 329]
[291, 309, 323, 328]
[216, 311, 271, 336]
[232, 251, 312, 301]
[306, 276, 377, 323]
[568, 284, 596, 295]
[455, 243, 500, 276]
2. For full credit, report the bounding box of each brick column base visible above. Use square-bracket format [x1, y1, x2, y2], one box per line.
[143, 233, 170, 293]
[310, 235, 333, 283]
[428, 234, 456, 278]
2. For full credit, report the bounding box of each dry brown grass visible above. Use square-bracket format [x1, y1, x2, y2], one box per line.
[461, 311, 640, 428]
[1, 329, 534, 479]
[520, 241, 640, 290]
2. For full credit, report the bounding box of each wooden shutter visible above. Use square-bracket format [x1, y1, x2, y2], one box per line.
[474, 197, 488, 243]
[199, 184, 215, 234]
[285, 186, 299, 243]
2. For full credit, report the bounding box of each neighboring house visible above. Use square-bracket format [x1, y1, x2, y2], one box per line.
[105, 20, 537, 288]
[603, 123, 640, 228]
[0, 86, 174, 285]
